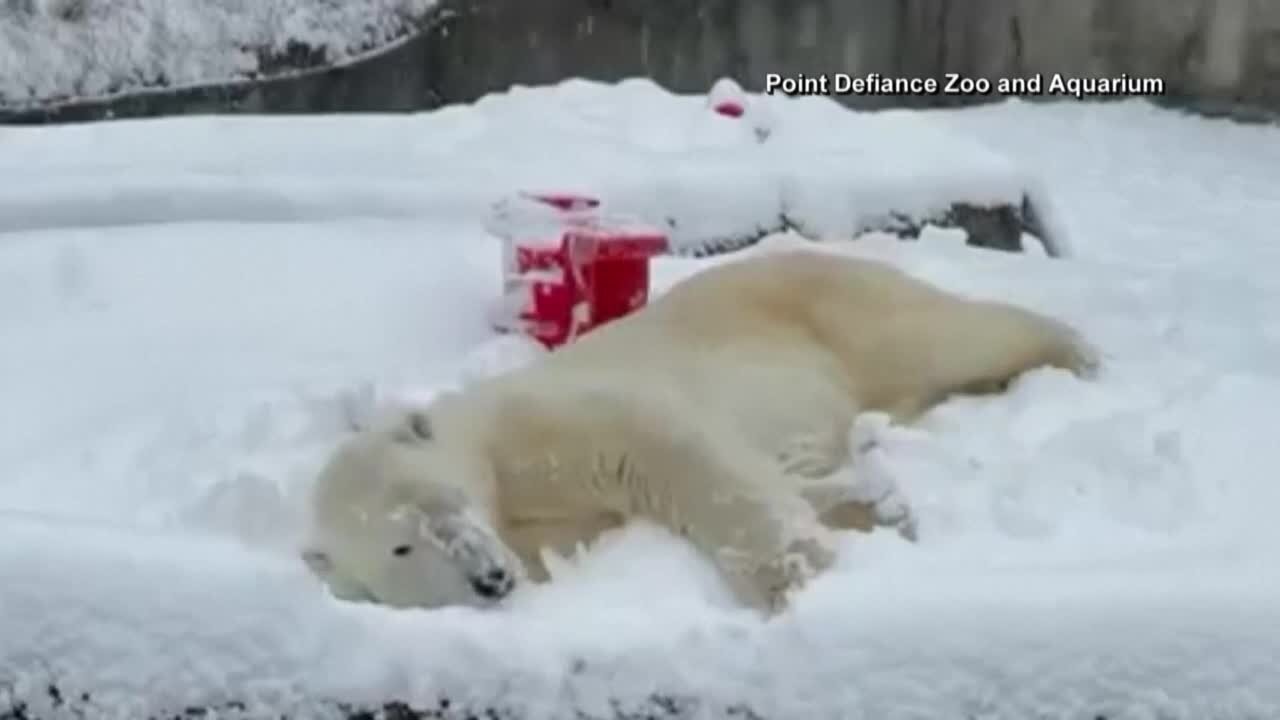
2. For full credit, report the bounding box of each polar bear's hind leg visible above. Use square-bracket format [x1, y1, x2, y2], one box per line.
[925, 301, 1099, 404]
[828, 300, 1098, 424]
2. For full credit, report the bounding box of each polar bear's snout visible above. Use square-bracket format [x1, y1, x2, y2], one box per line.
[302, 407, 526, 609]
[422, 507, 521, 601]
[470, 567, 515, 599]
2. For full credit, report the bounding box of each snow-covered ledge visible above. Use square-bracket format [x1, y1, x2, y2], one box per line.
[4, 482, 1277, 720]
[0, 79, 1073, 258]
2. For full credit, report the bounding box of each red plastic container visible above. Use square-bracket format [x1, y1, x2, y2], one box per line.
[488, 193, 669, 349]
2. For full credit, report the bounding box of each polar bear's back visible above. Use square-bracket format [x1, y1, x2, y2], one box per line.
[541, 248, 1094, 423]
[555, 249, 951, 365]
[657, 249, 947, 307]
[648, 250, 949, 329]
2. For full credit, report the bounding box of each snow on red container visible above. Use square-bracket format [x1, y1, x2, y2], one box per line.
[486, 192, 668, 349]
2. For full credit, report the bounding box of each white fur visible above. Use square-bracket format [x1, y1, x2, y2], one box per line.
[301, 249, 1098, 616]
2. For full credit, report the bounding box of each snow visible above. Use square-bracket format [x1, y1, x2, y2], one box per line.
[2, 82, 1280, 719]
[0, 0, 438, 109]
[0, 78, 1049, 256]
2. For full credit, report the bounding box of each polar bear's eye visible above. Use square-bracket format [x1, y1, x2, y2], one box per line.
[392, 544, 414, 557]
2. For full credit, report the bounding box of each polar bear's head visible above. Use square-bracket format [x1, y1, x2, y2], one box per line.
[299, 409, 521, 610]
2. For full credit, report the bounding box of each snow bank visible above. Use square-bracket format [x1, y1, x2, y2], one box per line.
[3, 95, 1280, 717]
[0, 0, 438, 109]
[3, 225, 1279, 718]
[5, 508, 1279, 720]
[0, 78, 1049, 255]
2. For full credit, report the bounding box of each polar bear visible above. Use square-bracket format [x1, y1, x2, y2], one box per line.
[300, 248, 1097, 615]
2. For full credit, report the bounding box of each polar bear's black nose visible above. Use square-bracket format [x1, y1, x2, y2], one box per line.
[470, 568, 514, 599]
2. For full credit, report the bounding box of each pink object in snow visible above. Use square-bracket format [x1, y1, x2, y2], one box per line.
[712, 100, 745, 118]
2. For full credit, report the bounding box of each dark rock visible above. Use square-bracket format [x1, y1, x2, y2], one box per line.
[942, 203, 1025, 253]
[674, 198, 1040, 259]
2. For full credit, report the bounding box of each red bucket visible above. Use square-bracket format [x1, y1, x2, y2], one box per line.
[486, 193, 669, 349]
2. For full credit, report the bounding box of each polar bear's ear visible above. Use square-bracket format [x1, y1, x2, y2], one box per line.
[300, 547, 334, 576]
[391, 410, 433, 444]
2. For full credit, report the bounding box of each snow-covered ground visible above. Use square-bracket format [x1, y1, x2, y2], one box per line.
[2, 81, 1279, 718]
[0, 0, 437, 109]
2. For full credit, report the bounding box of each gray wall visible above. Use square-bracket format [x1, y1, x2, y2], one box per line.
[4, 0, 1279, 124]
[421, 0, 1279, 113]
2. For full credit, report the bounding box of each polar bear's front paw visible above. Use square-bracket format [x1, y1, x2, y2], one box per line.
[801, 470, 918, 542]
[721, 531, 837, 615]
[1072, 337, 1103, 379]
[865, 484, 918, 543]
[846, 415, 919, 542]
[763, 534, 837, 614]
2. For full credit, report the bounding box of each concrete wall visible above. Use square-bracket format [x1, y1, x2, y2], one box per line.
[420, 0, 1279, 113]
[4, 0, 1279, 124]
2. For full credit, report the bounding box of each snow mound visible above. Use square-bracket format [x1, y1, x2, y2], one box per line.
[0, 78, 1053, 255]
